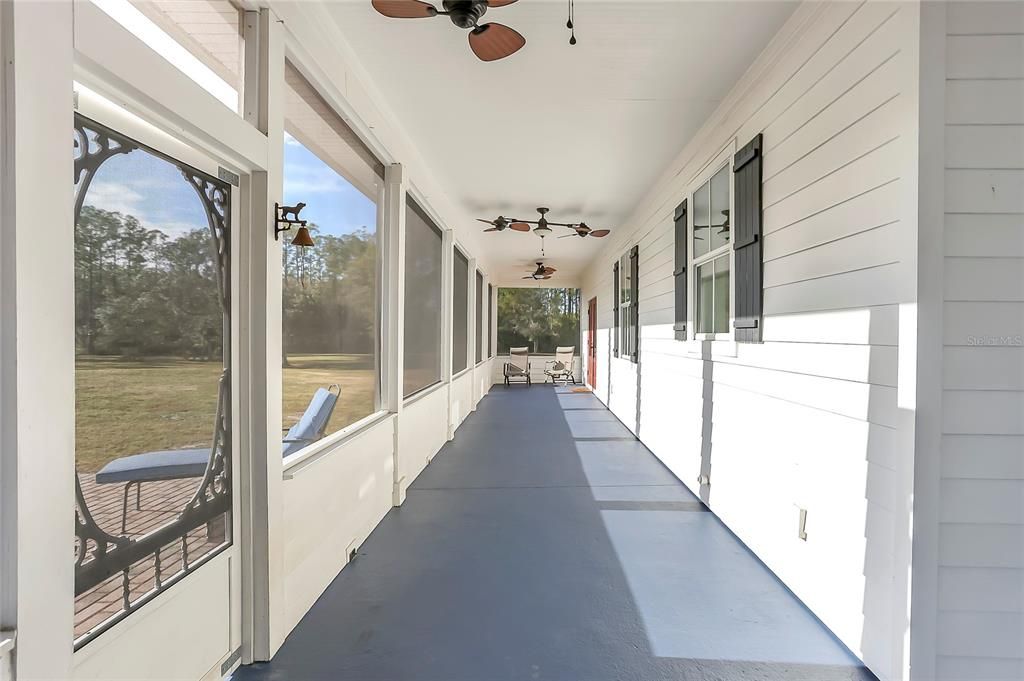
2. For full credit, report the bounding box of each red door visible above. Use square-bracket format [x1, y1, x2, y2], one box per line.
[587, 297, 597, 389]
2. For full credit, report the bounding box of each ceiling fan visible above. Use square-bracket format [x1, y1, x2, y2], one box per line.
[476, 216, 530, 232]
[478, 207, 611, 240]
[371, 0, 526, 62]
[522, 262, 556, 281]
[558, 222, 610, 239]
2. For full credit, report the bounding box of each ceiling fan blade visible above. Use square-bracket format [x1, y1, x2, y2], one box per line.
[483, 227, 500, 232]
[372, 0, 438, 18]
[468, 22, 526, 62]
[487, 0, 518, 6]
[509, 222, 531, 232]
[589, 229, 610, 238]
[543, 267, 556, 273]
[476, 218, 496, 224]
[540, 275, 552, 280]
[521, 275, 534, 279]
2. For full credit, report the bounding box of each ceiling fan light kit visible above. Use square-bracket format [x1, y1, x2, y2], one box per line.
[476, 206, 611, 241]
[522, 261, 557, 281]
[372, 0, 525, 62]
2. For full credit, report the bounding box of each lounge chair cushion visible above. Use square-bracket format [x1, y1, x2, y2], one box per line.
[95, 448, 211, 484]
[95, 387, 340, 485]
[282, 387, 339, 457]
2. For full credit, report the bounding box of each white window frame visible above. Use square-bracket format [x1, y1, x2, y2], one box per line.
[72, 82, 245, 651]
[618, 250, 635, 361]
[688, 143, 736, 345]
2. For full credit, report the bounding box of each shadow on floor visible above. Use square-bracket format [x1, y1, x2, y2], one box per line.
[235, 385, 876, 681]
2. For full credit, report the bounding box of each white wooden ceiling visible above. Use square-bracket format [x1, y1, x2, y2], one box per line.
[326, 0, 798, 286]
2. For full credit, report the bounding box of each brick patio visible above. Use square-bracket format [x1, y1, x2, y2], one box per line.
[75, 474, 225, 641]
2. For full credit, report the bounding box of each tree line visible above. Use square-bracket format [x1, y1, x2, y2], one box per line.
[497, 287, 580, 354]
[75, 206, 377, 362]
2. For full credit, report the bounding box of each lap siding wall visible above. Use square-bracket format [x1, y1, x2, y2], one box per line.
[581, 4, 921, 680]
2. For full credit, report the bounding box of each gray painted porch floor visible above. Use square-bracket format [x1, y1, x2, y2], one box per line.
[235, 385, 875, 681]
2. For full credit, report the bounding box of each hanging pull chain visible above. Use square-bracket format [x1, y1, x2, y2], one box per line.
[567, 0, 576, 45]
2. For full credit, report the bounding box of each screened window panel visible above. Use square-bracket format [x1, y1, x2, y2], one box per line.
[282, 60, 383, 442]
[452, 249, 469, 374]
[132, 1, 242, 86]
[404, 198, 444, 396]
[476, 270, 484, 364]
[285, 61, 384, 201]
[496, 288, 580, 354]
[97, 0, 243, 111]
[72, 115, 231, 645]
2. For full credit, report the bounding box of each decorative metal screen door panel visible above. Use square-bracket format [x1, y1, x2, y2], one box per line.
[72, 113, 232, 648]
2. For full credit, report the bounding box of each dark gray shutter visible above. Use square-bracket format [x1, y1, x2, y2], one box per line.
[733, 134, 764, 343]
[629, 245, 639, 362]
[672, 199, 687, 341]
[612, 261, 620, 358]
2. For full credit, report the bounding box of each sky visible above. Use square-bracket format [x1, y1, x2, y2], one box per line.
[83, 134, 377, 242]
[283, 133, 377, 239]
[86, 150, 210, 239]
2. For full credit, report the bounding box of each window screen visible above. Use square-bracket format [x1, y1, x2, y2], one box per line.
[404, 198, 444, 396]
[488, 284, 494, 357]
[453, 248, 469, 374]
[283, 60, 383, 443]
[97, 0, 243, 111]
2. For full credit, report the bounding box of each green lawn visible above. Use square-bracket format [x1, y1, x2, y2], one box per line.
[76, 354, 375, 473]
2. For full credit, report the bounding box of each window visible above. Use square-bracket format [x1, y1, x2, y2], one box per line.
[404, 198, 444, 397]
[94, 0, 243, 111]
[618, 247, 638, 361]
[692, 164, 731, 335]
[476, 270, 484, 364]
[73, 114, 232, 646]
[452, 248, 469, 374]
[612, 262, 619, 357]
[283, 61, 384, 443]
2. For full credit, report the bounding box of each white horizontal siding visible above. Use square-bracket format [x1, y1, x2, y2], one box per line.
[937, 2, 1024, 674]
[582, 3, 919, 680]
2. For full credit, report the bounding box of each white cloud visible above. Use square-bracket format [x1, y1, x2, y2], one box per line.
[283, 163, 345, 196]
[84, 180, 146, 217]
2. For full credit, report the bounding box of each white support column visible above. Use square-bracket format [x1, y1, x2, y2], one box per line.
[491, 283, 498, 362]
[909, 2, 946, 678]
[0, 1, 75, 676]
[467, 257, 478, 410]
[240, 7, 286, 662]
[480, 272, 490, 396]
[382, 164, 406, 505]
[442, 230, 455, 441]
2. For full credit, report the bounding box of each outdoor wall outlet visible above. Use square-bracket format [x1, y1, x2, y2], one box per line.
[798, 508, 809, 541]
[346, 539, 360, 564]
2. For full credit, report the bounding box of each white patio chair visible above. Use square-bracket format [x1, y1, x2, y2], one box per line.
[503, 347, 531, 386]
[544, 346, 576, 385]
